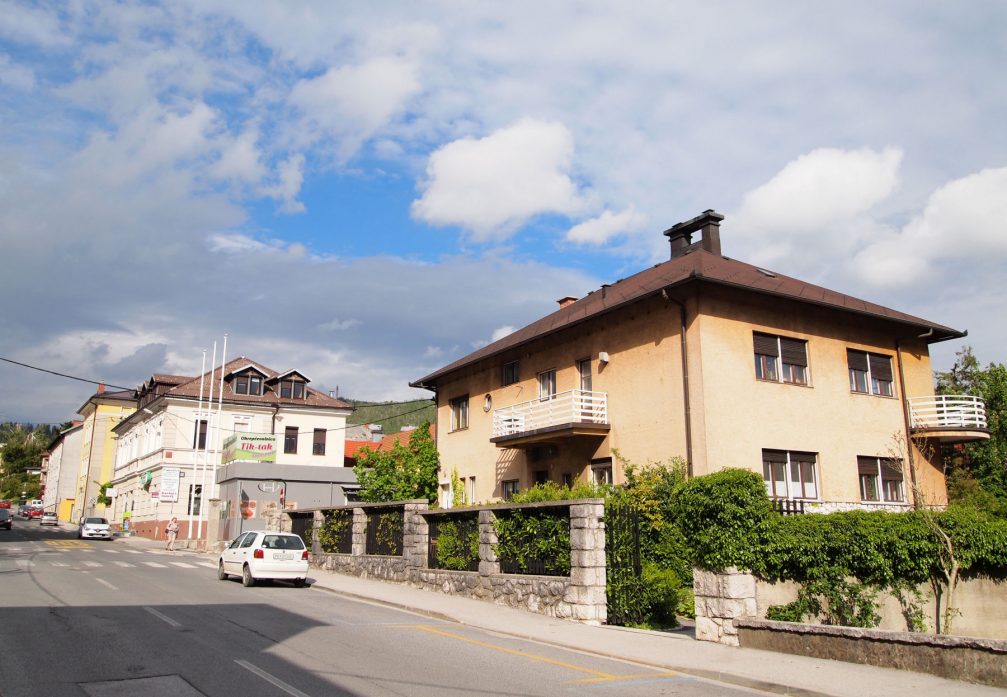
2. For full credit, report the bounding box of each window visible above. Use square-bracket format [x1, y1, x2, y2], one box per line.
[502, 479, 519, 501]
[313, 429, 326, 456]
[188, 484, 202, 515]
[534, 470, 549, 484]
[284, 426, 298, 454]
[591, 458, 613, 485]
[193, 420, 208, 449]
[502, 361, 520, 386]
[858, 456, 904, 503]
[280, 380, 305, 399]
[467, 476, 477, 504]
[249, 376, 262, 396]
[562, 473, 573, 487]
[847, 350, 894, 397]
[754, 333, 808, 385]
[762, 450, 818, 500]
[578, 359, 592, 391]
[233, 418, 250, 433]
[449, 395, 469, 431]
[235, 376, 249, 395]
[538, 369, 557, 399]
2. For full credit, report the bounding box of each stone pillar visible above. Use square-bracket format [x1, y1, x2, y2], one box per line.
[351, 507, 367, 556]
[565, 501, 607, 625]
[312, 510, 325, 555]
[693, 566, 757, 646]
[402, 501, 430, 568]
[204, 498, 222, 552]
[478, 509, 500, 578]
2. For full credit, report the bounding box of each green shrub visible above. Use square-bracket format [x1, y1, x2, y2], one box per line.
[435, 516, 480, 571]
[317, 509, 353, 553]
[494, 507, 571, 576]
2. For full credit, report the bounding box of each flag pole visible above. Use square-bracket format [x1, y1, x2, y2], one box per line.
[187, 350, 206, 539]
[198, 341, 216, 540]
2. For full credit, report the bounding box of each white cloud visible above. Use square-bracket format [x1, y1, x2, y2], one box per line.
[211, 129, 265, 184]
[0, 0, 70, 47]
[317, 318, 362, 332]
[411, 118, 587, 241]
[0, 54, 35, 90]
[288, 57, 420, 159]
[491, 326, 515, 341]
[737, 147, 902, 232]
[261, 153, 306, 213]
[566, 206, 647, 245]
[853, 167, 1007, 287]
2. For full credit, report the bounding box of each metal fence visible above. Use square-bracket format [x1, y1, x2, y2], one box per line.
[497, 506, 570, 576]
[365, 507, 404, 556]
[427, 512, 480, 571]
[605, 502, 643, 626]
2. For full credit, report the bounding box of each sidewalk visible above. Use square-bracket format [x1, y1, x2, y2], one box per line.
[121, 535, 1003, 696]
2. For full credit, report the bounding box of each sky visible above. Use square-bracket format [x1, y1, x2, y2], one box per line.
[1, 1, 1006, 424]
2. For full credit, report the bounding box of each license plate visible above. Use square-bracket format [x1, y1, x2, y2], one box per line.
[273, 552, 293, 560]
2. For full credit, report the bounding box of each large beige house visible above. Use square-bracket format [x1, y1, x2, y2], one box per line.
[412, 211, 988, 509]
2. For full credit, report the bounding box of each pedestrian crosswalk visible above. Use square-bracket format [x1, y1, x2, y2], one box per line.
[2, 544, 215, 572]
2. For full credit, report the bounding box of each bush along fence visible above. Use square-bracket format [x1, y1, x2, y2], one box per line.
[294, 498, 607, 624]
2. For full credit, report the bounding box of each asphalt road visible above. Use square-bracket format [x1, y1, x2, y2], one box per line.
[1, 521, 772, 697]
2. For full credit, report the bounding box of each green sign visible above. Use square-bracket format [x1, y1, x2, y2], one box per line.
[222, 433, 277, 463]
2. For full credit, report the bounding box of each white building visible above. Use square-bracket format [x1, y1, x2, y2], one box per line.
[41, 422, 83, 521]
[110, 357, 354, 543]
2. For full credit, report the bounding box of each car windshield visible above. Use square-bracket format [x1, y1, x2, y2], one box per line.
[84, 517, 108, 525]
[261, 535, 305, 550]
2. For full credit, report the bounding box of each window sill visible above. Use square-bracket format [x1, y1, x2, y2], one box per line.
[756, 378, 812, 388]
[849, 391, 898, 399]
[449, 427, 469, 434]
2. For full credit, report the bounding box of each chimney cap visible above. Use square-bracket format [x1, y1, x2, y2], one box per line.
[556, 296, 578, 308]
[663, 209, 724, 238]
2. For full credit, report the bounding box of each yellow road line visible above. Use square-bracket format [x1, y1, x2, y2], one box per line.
[569, 671, 681, 685]
[44, 540, 90, 548]
[408, 624, 615, 679]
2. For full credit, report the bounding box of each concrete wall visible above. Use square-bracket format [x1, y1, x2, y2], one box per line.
[307, 499, 607, 624]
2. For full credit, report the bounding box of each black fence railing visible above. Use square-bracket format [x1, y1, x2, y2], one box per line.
[427, 512, 480, 571]
[772, 498, 806, 516]
[365, 508, 404, 556]
[289, 512, 314, 550]
[605, 502, 643, 626]
[496, 506, 570, 577]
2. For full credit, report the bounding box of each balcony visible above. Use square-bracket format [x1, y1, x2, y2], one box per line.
[491, 389, 610, 447]
[908, 395, 990, 443]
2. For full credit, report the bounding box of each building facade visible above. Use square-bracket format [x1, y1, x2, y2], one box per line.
[41, 422, 83, 521]
[110, 357, 355, 543]
[72, 387, 136, 522]
[412, 211, 988, 509]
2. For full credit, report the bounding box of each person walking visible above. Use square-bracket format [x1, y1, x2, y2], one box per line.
[165, 516, 179, 551]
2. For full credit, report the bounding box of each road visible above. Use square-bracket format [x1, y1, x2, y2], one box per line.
[1, 521, 773, 697]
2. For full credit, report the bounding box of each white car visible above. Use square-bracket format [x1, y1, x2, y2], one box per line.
[218, 531, 309, 587]
[78, 517, 112, 539]
[40, 512, 58, 526]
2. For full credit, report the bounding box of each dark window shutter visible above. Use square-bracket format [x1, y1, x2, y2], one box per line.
[857, 456, 879, 475]
[780, 338, 807, 366]
[869, 354, 893, 382]
[847, 349, 868, 372]
[754, 333, 779, 356]
[881, 459, 903, 481]
[762, 449, 787, 465]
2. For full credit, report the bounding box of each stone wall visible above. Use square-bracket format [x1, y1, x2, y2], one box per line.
[300, 498, 606, 624]
[736, 618, 1007, 689]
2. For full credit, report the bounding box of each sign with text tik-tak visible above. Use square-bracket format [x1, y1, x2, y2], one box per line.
[222, 433, 278, 464]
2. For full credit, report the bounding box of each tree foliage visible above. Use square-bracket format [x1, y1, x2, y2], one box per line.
[936, 347, 1007, 507]
[355, 423, 439, 503]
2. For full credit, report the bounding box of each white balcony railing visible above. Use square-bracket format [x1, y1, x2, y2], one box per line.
[492, 389, 608, 438]
[908, 395, 987, 430]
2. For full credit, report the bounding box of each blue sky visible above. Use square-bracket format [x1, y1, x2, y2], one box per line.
[1, 1, 1006, 422]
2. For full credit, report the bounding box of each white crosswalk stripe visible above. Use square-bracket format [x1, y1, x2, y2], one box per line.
[114, 561, 135, 567]
[50, 561, 68, 567]
[142, 562, 167, 568]
[83, 561, 102, 568]
[168, 562, 196, 568]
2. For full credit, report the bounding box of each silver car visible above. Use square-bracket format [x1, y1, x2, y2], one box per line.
[41, 512, 58, 526]
[78, 517, 111, 539]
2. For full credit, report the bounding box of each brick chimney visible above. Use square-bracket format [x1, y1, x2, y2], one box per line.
[557, 296, 578, 309]
[97, 383, 106, 394]
[664, 210, 724, 259]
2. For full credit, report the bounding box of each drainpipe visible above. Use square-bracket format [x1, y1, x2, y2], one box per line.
[662, 289, 693, 477]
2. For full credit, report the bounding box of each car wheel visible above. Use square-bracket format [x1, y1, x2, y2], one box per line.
[241, 564, 255, 587]
[293, 578, 305, 588]
[217, 561, 228, 581]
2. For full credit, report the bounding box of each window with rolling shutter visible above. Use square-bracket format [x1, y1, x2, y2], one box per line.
[848, 350, 894, 397]
[762, 449, 818, 500]
[857, 456, 904, 503]
[754, 333, 808, 385]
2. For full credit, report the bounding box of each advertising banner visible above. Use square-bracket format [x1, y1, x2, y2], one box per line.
[160, 468, 180, 503]
[222, 433, 278, 463]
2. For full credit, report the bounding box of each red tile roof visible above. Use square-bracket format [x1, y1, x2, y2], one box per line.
[412, 248, 963, 388]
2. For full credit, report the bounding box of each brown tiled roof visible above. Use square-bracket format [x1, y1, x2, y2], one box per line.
[151, 374, 192, 385]
[412, 249, 963, 387]
[153, 357, 351, 409]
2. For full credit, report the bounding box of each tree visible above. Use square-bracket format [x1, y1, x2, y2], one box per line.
[936, 347, 1007, 507]
[355, 423, 440, 503]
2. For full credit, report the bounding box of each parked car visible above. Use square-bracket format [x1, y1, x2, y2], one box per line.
[217, 531, 309, 587]
[18, 505, 28, 518]
[40, 512, 58, 526]
[27, 508, 42, 520]
[78, 517, 111, 540]
[0, 509, 11, 530]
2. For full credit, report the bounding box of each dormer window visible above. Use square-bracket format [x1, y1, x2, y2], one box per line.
[234, 374, 263, 396]
[280, 380, 305, 399]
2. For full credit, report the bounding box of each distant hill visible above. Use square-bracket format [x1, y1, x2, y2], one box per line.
[344, 398, 436, 435]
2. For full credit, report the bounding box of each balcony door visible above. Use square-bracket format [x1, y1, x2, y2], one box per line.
[537, 369, 557, 401]
[578, 359, 593, 420]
